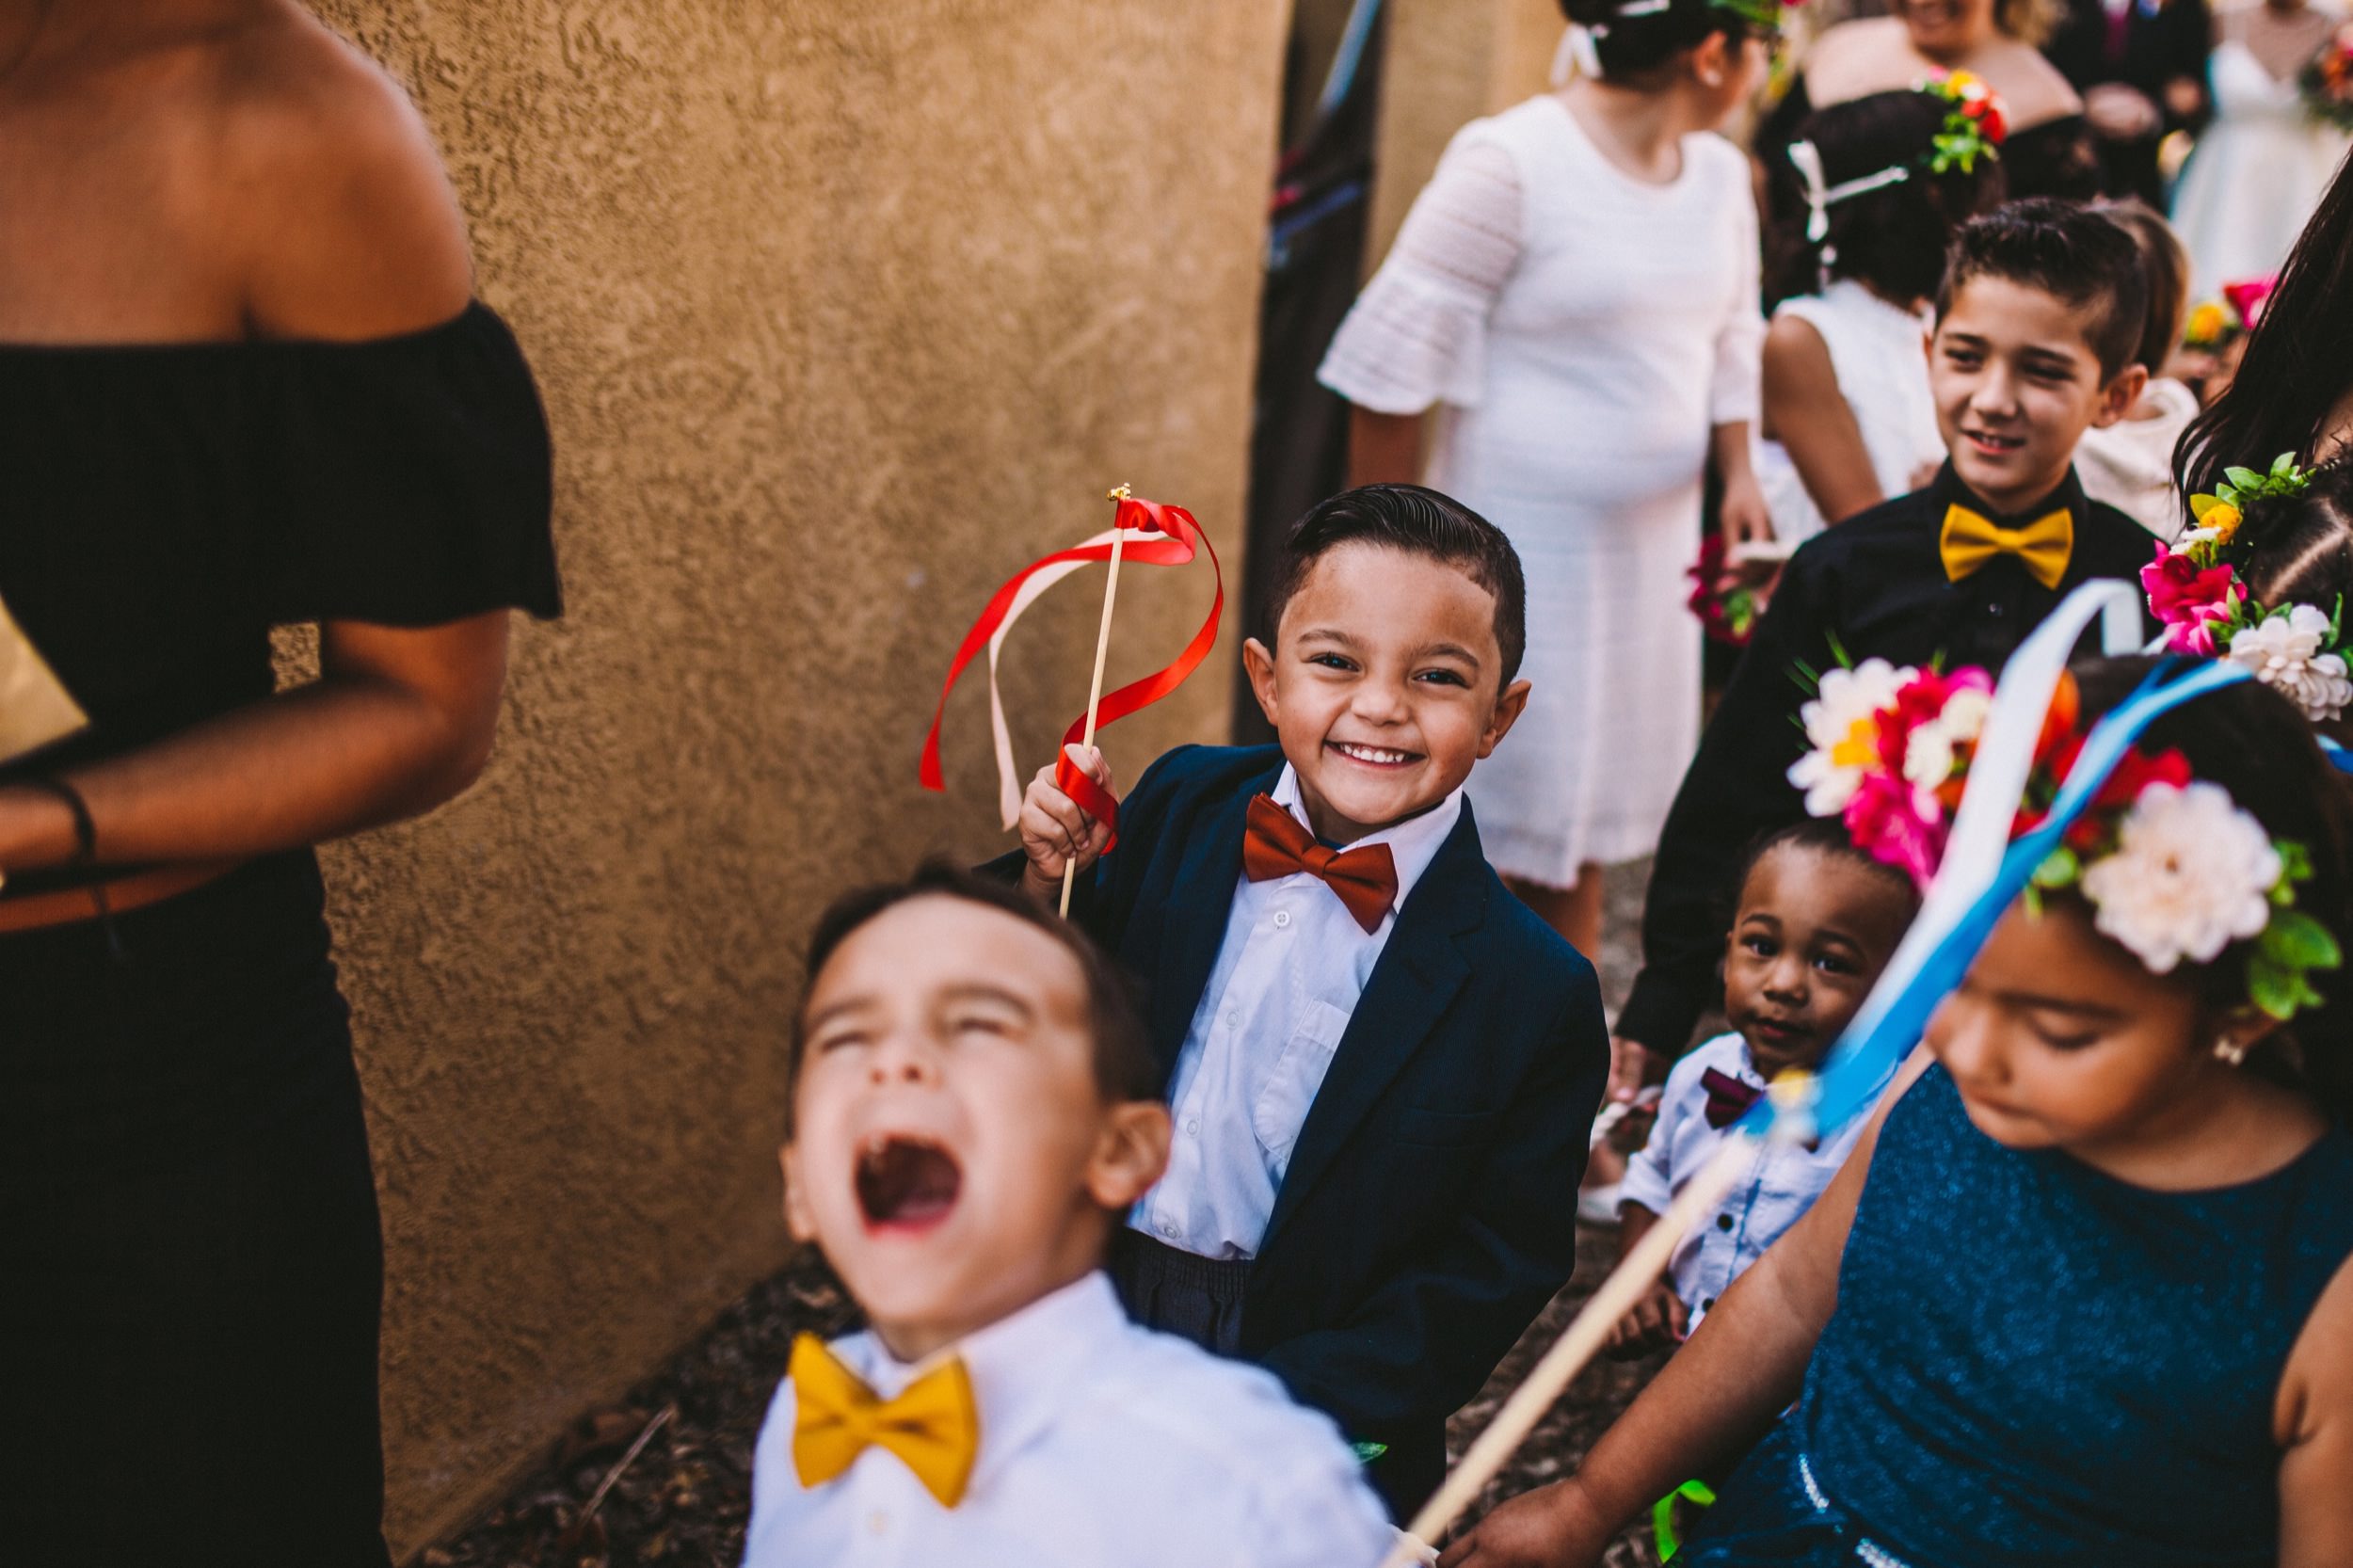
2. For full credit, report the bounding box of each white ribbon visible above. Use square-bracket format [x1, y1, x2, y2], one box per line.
[1787, 138, 1914, 246]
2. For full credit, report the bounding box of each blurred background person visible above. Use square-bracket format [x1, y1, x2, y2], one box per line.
[2170, 0, 2349, 294]
[2043, 0, 2212, 204]
[0, 3, 559, 1563]
[1319, 0, 1774, 960]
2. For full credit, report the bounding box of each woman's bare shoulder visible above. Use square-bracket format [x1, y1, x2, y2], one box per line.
[1977, 36, 2085, 123]
[1802, 19, 1916, 103]
[207, 5, 472, 339]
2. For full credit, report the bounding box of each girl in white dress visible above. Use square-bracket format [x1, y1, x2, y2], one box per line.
[1319, 0, 1775, 959]
[1754, 86, 2007, 544]
[2171, 0, 2351, 296]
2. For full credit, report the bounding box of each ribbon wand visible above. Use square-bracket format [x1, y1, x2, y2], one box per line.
[1062, 484, 1132, 916]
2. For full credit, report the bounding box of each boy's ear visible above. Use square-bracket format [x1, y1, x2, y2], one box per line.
[1086, 1100, 1173, 1211]
[780, 1143, 819, 1244]
[2089, 362, 2150, 429]
[1243, 636, 1281, 729]
[1477, 677, 1533, 760]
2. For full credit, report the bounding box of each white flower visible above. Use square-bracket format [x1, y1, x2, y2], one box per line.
[1902, 686, 1993, 789]
[2079, 781, 2281, 973]
[1788, 659, 1913, 815]
[2226, 604, 2353, 723]
[2176, 526, 2219, 550]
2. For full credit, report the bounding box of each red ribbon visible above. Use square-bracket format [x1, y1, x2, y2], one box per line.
[919, 496, 1223, 850]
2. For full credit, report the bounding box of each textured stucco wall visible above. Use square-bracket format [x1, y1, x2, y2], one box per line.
[303, 2, 1287, 1553]
[1365, 0, 1563, 269]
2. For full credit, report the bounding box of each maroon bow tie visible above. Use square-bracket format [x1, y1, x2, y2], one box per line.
[1702, 1067, 1765, 1129]
[1241, 794, 1400, 935]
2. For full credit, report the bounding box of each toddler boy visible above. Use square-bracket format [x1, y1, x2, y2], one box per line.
[1008, 483, 1609, 1514]
[1619, 200, 2159, 1078]
[744, 863, 1394, 1567]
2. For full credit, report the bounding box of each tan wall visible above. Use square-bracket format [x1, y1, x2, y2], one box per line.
[1365, 0, 1563, 268]
[305, 2, 1288, 1554]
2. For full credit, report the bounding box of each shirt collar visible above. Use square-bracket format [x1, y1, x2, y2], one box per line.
[1271, 761, 1463, 912]
[841, 1271, 1126, 1483]
[1932, 460, 2088, 530]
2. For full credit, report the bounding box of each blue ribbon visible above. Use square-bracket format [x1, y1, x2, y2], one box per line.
[1744, 657, 2254, 1139]
[2322, 737, 2353, 776]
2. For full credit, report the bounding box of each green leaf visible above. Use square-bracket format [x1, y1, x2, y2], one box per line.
[2273, 452, 2299, 477]
[2249, 955, 2299, 1022]
[1823, 629, 1853, 670]
[2032, 846, 2079, 889]
[2225, 465, 2265, 491]
[2277, 839, 2315, 890]
[1350, 1441, 1388, 1464]
[2259, 908, 2342, 971]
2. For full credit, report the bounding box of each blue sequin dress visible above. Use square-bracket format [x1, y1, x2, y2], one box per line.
[1682, 1065, 2353, 1567]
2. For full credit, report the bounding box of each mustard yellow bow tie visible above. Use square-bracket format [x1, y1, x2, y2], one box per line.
[789, 1333, 980, 1509]
[1939, 504, 2073, 590]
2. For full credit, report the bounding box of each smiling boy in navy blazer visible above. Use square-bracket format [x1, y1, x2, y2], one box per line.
[993, 484, 1609, 1516]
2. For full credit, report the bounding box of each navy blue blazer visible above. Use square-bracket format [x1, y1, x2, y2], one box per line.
[996, 743, 1608, 1512]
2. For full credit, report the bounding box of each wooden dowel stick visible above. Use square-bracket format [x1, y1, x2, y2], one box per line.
[1061, 486, 1131, 917]
[1379, 1135, 1760, 1568]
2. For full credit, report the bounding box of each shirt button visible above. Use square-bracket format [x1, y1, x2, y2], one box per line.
[1160, 1221, 1178, 1238]
[1716, 1213, 1735, 1232]
[867, 1510, 889, 1536]
[1988, 600, 2005, 617]
[1185, 1117, 1200, 1135]
[1225, 1010, 1240, 1029]
[1273, 910, 1291, 930]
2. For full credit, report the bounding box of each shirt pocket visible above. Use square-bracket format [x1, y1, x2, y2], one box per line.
[1250, 997, 1353, 1176]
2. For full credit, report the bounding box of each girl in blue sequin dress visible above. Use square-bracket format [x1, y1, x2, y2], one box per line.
[1445, 659, 2353, 1567]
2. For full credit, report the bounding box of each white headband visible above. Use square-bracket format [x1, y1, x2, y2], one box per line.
[1788, 139, 1915, 245]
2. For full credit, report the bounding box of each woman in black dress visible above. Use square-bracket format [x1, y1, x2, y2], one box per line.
[0, 4, 559, 1562]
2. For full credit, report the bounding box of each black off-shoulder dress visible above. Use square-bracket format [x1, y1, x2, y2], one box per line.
[0, 304, 561, 1566]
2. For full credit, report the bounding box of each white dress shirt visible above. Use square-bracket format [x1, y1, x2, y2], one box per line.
[1618, 1032, 1867, 1331]
[744, 1272, 1397, 1568]
[1134, 765, 1464, 1259]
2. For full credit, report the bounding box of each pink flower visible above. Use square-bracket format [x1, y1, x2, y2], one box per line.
[1845, 771, 1946, 888]
[2140, 542, 2235, 650]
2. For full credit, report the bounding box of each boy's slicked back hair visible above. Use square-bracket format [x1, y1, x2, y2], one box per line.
[1267, 483, 1529, 684]
[786, 860, 1160, 1134]
[1935, 198, 2150, 382]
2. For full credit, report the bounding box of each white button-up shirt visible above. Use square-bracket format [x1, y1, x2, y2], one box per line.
[744, 1272, 1397, 1568]
[1136, 765, 1464, 1258]
[1619, 1031, 1867, 1330]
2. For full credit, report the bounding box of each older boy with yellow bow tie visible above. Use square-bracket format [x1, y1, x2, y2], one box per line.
[744, 865, 1393, 1568]
[1617, 200, 2161, 1092]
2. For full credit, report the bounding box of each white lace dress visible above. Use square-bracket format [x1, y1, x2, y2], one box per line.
[1319, 96, 1764, 886]
[2172, 35, 2353, 294]
[1753, 280, 1944, 545]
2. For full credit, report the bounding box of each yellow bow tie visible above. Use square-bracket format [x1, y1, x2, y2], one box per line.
[789, 1333, 980, 1509]
[1939, 504, 2073, 590]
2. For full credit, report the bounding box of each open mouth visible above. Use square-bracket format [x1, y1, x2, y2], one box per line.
[854, 1135, 963, 1233]
[1328, 741, 1420, 768]
[1961, 429, 2025, 457]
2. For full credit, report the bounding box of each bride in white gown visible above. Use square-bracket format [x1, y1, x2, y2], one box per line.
[2172, 0, 2351, 295]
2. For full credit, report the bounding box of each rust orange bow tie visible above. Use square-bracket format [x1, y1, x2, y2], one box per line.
[1242, 793, 1399, 934]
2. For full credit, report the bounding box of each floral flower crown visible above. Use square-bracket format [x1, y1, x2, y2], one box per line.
[2142, 454, 2353, 724]
[1789, 660, 2342, 1020]
[1921, 71, 2006, 174]
[2182, 278, 2273, 353]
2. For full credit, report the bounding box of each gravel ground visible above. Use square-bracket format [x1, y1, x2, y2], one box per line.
[429, 862, 1676, 1567]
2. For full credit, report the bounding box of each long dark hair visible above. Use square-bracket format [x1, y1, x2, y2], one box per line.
[2073, 659, 2353, 1124]
[1763, 88, 2007, 312]
[2175, 148, 2353, 504]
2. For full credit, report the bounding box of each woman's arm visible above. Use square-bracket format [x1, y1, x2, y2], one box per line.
[2279, 1256, 2353, 1567]
[1349, 406, 1425, 488]
[0, 16, 517, 877]
[0, 616, 511, 873]
[1762, 314, 1885, 526]
[1440, 1049, 1933, 1567]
